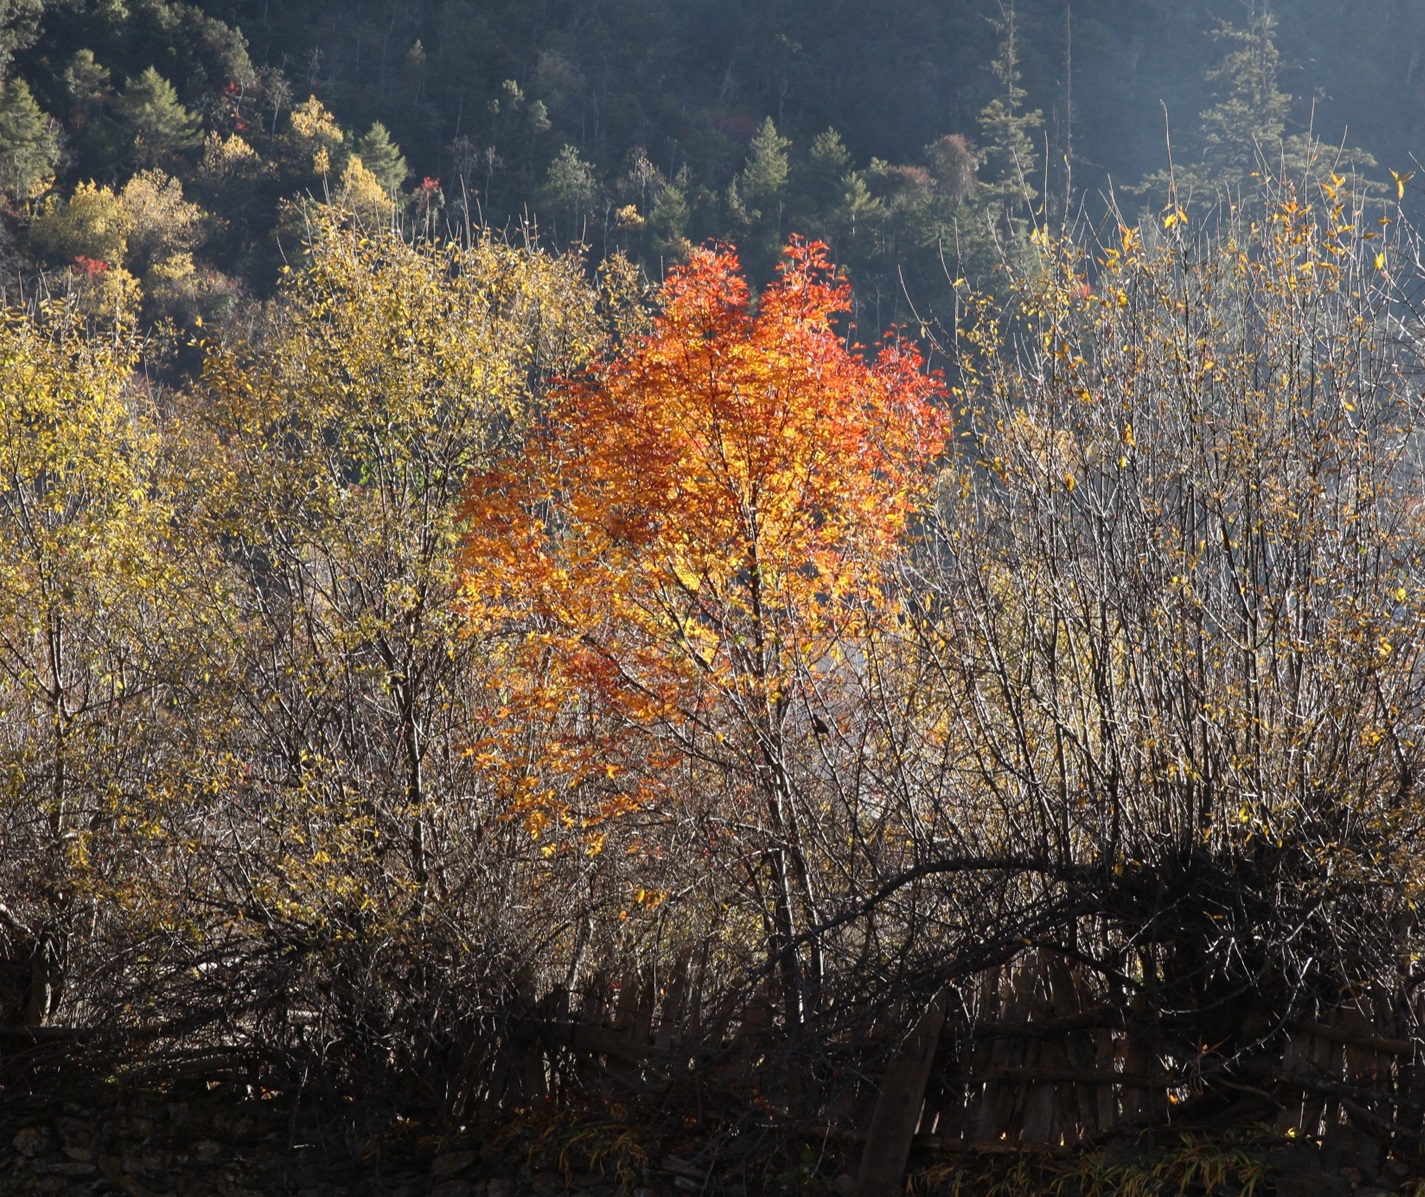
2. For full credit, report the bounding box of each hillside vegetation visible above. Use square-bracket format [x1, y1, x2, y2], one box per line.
[0, 0, 1414, 328]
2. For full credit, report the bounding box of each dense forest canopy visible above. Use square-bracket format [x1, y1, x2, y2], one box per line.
[0, 0, 1417, 331]
[176, 0, 1421, 194]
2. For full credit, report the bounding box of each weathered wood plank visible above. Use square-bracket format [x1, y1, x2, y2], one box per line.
[857, 991, 948, 1197]
[1288, 1021, 1412, 1057]
[514, 1018, 684, 1062]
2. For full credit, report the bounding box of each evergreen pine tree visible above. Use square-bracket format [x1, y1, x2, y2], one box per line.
[0, 78, 56, 202]
[975, 2, 1043, 217]
[354, 122, 407, 194]
[808, 128, 850, 180]
[0, 0, 43, 84]
[739, 116, 791, 212]
[647, 181, 690, 259]
[834, 170, 884, 248]
[1200, 4, 1294, 182]
[62, 50, 111, 127]
[728, 117, 792, 276]
[1142, 3, 1376, 203]
[799, 127, 851, 221]
[114, 67, 200, 169]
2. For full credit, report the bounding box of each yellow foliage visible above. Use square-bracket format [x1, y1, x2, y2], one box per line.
[30, 179, 133, 267]
[185, 215, 606, 931]
[145, 249, 195, 285]
[337, 154, 394, 223]
[141, 251, 199, 320]
[285, 94, 344, 177]
[196, 131, 264, 189]
[940, 179, 1425, 900]
[31, 171, 204, 322]
[71, 261, 141, 328]
[0, 306, 191, 916]
[119, 169, 203, 271]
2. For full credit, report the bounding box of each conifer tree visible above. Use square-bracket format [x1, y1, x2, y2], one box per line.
[62, 50, 111, 127]
[738, 116, 791, 213]
[1143, 3, 1375, 203]
[799, 127, 851, 221]
[114, 67, 200, 169]
[541, 143, 601, 242]
[0, 0, 43, 84]
[354, 121, 407, 194]
[1200, 4, 1293, 179]
[729, 117, 792, 274]
[646, 180, 689, 259]
[975, 2, 1042, 218]
[0, 77, 56, 202]
[797, 127, 885, 261]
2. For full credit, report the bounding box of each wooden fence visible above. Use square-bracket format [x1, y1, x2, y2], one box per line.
[5, 945, 1417, 1194]
[476, 950, 1424, 1193]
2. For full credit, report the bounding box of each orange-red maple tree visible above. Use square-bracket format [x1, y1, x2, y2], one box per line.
[459, 239, 946, 1027]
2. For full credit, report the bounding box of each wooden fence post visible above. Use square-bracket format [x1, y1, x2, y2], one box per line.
[857, 991, 948, 1197]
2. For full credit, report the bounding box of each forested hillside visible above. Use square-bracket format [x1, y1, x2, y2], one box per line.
[0, 0, 1418, 330]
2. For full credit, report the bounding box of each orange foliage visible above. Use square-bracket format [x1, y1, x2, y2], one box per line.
[459, 239, 947, 837]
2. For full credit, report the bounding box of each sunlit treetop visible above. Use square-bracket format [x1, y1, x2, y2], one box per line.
[460, 237, 948, 746]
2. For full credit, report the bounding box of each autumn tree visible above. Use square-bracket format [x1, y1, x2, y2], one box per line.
[30, 180, 132, 268]
[29, 170, 210, 324]
[459, 240, 947, 1055]
[336, 153, 397, 224]
[281, 94, 345, 180]
[0, 306, 212, 1026]
[910, 177, 1425, 1105]
[0, 204, 622, 1097]
[179, 210, 610, 1101]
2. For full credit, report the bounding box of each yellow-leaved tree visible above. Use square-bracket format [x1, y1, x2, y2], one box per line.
[912, 178, 1425, 1109]
[178, 210, 614, 1099]
[0, 306, 209, 1025]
